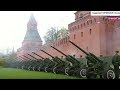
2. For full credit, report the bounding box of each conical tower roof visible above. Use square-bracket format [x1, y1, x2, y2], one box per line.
[27, 13, 37, 25]
[23, 14, 42, 42]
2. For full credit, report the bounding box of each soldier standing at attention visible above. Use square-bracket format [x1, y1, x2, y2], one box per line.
[112, 51, 120, 79]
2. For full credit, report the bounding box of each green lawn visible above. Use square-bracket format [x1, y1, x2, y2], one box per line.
[0, 68, 80, 79]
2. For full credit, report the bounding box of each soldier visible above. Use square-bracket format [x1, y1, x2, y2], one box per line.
[112, 51, 120, 79]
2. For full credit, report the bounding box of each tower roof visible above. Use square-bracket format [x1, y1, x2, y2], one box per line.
[23, 14, 42, 42]
[28, 13, 37, 25]
[24, 30, 42, 42]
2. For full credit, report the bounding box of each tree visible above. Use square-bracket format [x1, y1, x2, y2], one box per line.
[0, 59, 5, 67]
[58, 27, 69, 39]
[44, 27, 69, 44]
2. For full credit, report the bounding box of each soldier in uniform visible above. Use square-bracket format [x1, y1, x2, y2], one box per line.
[112, 51, 120, 79]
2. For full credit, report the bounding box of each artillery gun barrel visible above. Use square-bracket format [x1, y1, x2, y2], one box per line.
[19, 56, 26, 60]
[51, 46, 68, 57]
[17, 57, 24, 61]
[50, 46, 70, 63]
[32, 52, 45, 59]
[17, 57, 22, 60]
[69, 41, 103, 64]
[40, 49, 65, 64]
[89, 53, 103, 63]
[51, 46, 80, 65]
[19, 56, 26, 61]
[27, 53, 38, 60]
[69, 40, 89, 56]
[23, 55, 32, 60]
[40, 49, 54, 58]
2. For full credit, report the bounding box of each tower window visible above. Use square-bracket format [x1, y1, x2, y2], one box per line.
[103, 17, 105, 20]
[81, 24, 82, 28]
[81, 32, 83, 37]
[75, 26, 77, 29]
[90, 29, 92, 35]
[94, 18, 96, 22]
[78, 25, 79, 29]
[73, 27, 74, 31]
[84, 23, 85, 26]
[90, 20, 92, 24]
[74, 34, 76, 39]
[87, 21, 89, 25]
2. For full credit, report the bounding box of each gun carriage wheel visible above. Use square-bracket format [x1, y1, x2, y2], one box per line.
[80, 68, 87, 78]
[45, 67, 48, 72]
[65, 67, 69, 75]
[103, 68, 115, 79]
[53, 67, 56, 74]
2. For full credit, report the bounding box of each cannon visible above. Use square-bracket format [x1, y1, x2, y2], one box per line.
[27, 53, 44, 71]
[40, 49, 69, 74]
[69, 40, 115, 79]
[22, 55, 41, 71]
[32, 52, 45, 60]
[17, 56, 29, 70]
[42, 58, 56, 73]
[31, 52, 50, 71]
[9, 57, 21, 69]
[50, 46, 87, 77]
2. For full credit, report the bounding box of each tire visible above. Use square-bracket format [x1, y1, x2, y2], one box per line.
[38, 67, 41, 71]
[32, 67, 34, 71]
[103, 69, 115, 79]
[28, 66, 31, 70]
[33, 67, 35, 71]
[65, 67, 69, 75]
[80, 68, 87, 78]
[22, 66, 24, 69]
[45, 67, 48, 72]
[53, 67, 56, 74]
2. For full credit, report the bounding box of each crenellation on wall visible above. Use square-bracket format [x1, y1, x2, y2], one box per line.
[17, 11, 120, 60]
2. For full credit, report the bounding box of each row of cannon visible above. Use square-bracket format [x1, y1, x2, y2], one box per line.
[9, 41, 116, 79]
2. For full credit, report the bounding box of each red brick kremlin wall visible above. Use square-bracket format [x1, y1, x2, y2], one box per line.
[17, 11, 120, 60]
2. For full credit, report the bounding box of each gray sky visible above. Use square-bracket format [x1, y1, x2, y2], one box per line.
[0, 11, 76, 53]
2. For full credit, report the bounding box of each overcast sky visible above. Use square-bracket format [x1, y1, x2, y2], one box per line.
[0, 11, 76, 53]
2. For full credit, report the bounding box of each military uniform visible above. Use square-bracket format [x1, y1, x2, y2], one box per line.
[112, 51, 120, 79]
